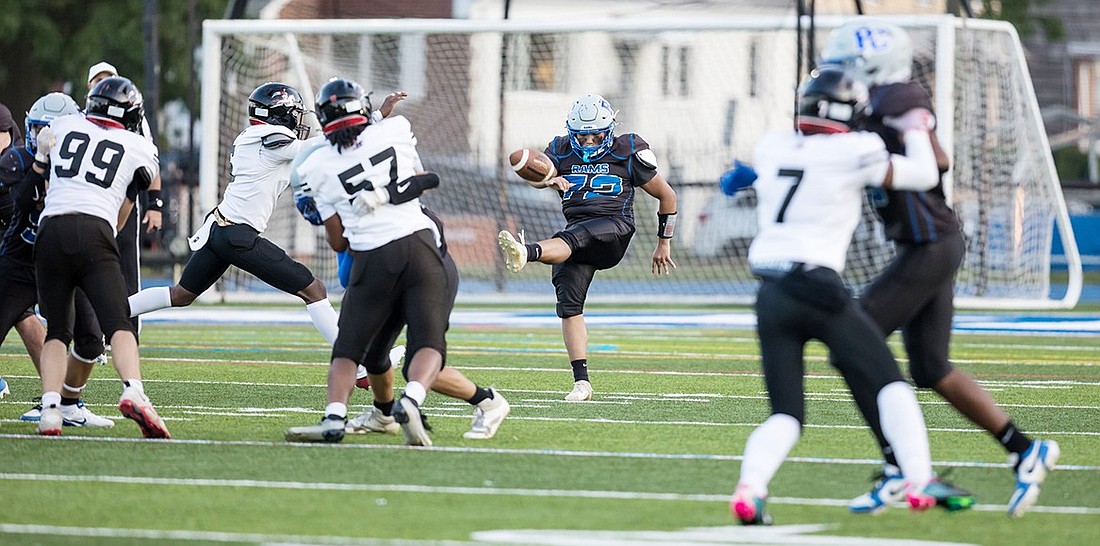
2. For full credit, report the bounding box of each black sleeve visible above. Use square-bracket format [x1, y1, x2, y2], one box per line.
[126, 166, 153, 201]
[386, 172, 440, 205]
[13, 166, 47, 214]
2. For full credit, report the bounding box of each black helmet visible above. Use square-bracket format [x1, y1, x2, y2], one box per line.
[796, 65, 869, 135]
[248, 82, 308, 138]
[85, 76, 145, 133]
[315, 78, 373, 134]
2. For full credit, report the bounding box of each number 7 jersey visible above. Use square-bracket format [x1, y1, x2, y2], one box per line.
[747, 130, 889, 273]
[296, 115, 435, 252]
[41, 113, 159, 233]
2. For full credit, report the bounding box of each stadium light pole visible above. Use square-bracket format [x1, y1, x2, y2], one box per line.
[493, 0, 513, 292]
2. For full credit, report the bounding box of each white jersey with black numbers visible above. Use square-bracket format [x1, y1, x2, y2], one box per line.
[296, 116, 436, 252]
[748, 130, 889, 273]
[217, 123, 302, 233]
[41, 114, 159, 233]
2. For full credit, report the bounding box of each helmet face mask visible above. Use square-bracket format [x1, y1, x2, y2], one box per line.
[796, 66, 870, 135]
[566, 93, 616, 162]
[820, 20, 913, 87]
[25, 92, 80, 152]
[314, 78, 373, 136]
[248, 82, 309, 139]
[85, 76, 145, 134]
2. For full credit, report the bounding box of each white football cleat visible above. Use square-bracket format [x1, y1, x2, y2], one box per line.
[498, 230, 528, 273]
[38, 406, 63, 436]
[286, 416, 347, 443]
[565, 380, 593, 402]
[118, 388, 171, 439]
[392, 395, 432, 446]
[346, 407, 399, 434]
[388, 344, 406, 366]
[61, 400, 116, 428]
[463, 388, 510, 440]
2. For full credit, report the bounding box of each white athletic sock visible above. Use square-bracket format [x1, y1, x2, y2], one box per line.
[738, 413, 801, 498]
[306, 299, 340, 345]
[403, 381, 427, 405]
[128, 286, 172, 317]
[877, 381, 933, 488]
[324, 402, 347, 419]
[41, 391, 62, 409]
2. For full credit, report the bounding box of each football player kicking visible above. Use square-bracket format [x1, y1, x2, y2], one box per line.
[285, 78, 509, 446]
[288, 93, 509, 441]
[729, 66, 951, 525]
[0, 93, 115, 428]
[31, 77, 168, 437]
[820, 19, 1058, 517]
[497, 93, 678, 402]
[127, 82, 344, 346]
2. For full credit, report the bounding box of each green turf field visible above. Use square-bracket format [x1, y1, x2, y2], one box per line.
[2, 312, 1098, 545]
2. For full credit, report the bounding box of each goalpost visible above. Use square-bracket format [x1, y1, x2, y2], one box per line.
[200, 15, 1082, 309]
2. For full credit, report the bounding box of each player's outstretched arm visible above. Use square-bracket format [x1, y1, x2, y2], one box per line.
[641, 174, 678, 276]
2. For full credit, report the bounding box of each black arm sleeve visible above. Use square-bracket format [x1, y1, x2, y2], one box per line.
[386, 172, 440, 205]
[126, 166, 154, 201]
[12, 167, 47, 214]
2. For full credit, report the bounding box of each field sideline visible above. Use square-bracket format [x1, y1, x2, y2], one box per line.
[1, 306, 1098, 545]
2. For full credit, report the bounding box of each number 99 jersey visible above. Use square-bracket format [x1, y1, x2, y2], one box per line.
[747, 130, 888, 274]
[296, 115, 436, 252]
[41, 113, 159, 233]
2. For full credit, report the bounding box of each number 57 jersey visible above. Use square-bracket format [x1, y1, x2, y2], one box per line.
[41, 113, 159, 233]
[748, 130, 889, 274]
[297, 115, 435, 252]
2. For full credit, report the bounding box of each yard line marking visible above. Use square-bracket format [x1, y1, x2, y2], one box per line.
[0, 523, 469, 545]
[1, 473, 1097, 516]
[2, 435, 1098, 471]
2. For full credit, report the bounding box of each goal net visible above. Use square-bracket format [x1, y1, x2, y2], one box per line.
[200, 16, 1081, 308]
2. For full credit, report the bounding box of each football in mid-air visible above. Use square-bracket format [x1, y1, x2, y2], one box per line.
[509, 148, 557, 186]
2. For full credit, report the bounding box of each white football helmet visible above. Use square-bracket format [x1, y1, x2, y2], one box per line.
[566, 93, 616, 162]
[819, 19, 912, 87]
[25, 92, 80, 153]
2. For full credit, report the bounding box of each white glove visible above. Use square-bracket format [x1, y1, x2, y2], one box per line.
[350, 185, 391, 215]
[883, 107, 936, 132]
[34, 126, 55, 164]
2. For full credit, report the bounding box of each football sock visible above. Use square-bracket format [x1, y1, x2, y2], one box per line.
[61, 396, 80, 407]
[738, 413, 801, 498]
[997, 421, 1032, 456]
[42, 391, 62, 409]
[374, 400, 394, 416]
[306, 299, 340, 345]
[467, 386, 492, 405]
[324, 402, 347, 419]
[877, 382, 932, 487]
[404, 381, 427, 405]
[127, 286, 172, 317]
[526, 243, 542, 262]
[882, 447, 900, 470]
[570, 359, 589, 382]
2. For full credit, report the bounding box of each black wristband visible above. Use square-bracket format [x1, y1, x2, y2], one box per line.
[147, 189, 164, 212]
[34, 159, 49, 171]
[657, 211, 677, 239]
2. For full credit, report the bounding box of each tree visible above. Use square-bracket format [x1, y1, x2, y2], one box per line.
[0, 0, 227, 133]
[979, 0, 1064, 41]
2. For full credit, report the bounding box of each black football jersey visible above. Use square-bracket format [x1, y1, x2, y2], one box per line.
[0, 146, 39, 265]
[544, 133, 658, 227]
[863, 82, 961, 244]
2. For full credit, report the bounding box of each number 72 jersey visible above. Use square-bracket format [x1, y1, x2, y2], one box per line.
[41, 113, 159, 232]
[747, 130, 889, 274]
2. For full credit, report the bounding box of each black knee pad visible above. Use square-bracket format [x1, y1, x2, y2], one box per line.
[72, 334, 106, 363]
